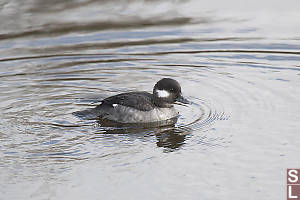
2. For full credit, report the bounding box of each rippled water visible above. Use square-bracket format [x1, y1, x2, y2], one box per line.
[1, 0, 300, 199]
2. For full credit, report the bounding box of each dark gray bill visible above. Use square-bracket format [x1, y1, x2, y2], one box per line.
[175, 95, 190, 104]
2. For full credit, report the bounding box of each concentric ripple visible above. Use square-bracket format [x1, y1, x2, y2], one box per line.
[176, 96, 227, 132]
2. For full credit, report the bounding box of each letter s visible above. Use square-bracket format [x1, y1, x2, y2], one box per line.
[288, 170, 299, 183]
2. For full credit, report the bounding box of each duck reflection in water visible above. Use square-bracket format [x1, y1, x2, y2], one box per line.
[94, 118, 189, 151]
[155, 128, 187, 151]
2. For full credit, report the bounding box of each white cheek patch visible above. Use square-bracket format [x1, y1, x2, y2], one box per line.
[112, 104, 118, 107]
[156, 89, 170, 98]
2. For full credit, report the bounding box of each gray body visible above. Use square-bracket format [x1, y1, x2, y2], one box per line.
[98, 103, 178, 123]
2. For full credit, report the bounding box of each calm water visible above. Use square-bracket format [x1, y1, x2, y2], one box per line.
[1, 0, 300, 199]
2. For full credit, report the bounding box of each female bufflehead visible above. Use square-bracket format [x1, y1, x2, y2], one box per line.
[75, 78, 189, 124]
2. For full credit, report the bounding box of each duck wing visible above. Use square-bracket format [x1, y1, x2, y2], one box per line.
[100, 92, 155, 111]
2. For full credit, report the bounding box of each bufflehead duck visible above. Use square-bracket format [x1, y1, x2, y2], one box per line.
[75, 78, 189, 124]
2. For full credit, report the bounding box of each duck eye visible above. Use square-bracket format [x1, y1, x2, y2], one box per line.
[169, 88, 175, 92]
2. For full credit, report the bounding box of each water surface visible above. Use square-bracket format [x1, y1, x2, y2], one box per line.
[0, 0, 300, 199]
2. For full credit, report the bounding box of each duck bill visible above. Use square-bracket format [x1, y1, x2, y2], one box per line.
[175, 95, 189, 105]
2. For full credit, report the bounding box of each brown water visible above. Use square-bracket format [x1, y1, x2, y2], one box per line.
[0, 0, 300, 199]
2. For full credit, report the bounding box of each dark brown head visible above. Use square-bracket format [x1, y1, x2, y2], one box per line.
[153, 78, 189, 107]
